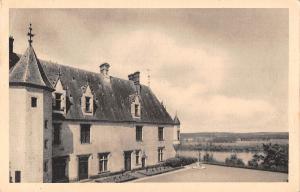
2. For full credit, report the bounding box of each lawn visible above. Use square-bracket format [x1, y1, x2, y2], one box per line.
[132, 164, 288, 182]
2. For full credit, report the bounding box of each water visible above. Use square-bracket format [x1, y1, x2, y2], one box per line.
[177, 150, 255, 164]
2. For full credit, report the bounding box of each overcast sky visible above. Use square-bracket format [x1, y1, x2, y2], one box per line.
[10, 9, 288, 133]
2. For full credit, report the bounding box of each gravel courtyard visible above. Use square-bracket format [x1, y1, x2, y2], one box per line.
[132, 164, 288, 182]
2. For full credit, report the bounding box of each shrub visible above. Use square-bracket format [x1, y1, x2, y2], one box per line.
[203, 152, 214, 162]
[225, 154, 245, 166]
[164, 156, 197, 167]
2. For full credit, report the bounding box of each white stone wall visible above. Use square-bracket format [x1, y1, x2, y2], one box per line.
[10, 86, 52, 183]
[52, 121, 176, 181]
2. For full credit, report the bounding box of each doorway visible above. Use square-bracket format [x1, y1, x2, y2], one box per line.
[124, 151, 132, 171]
[78, 156, 89, 180]
[141, 157, 146, 168]
[52, 157, 68, 182]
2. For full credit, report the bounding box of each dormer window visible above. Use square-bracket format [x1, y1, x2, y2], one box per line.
[52, 79, 66, 114]
[85, 96, 91, 113]
[130, 94, 141, 118]
[54, 93, 63, 111]
[81, 85, 94, 115]
[135, 104, 139, 117]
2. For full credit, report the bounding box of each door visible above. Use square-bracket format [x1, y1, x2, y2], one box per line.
[124, 151, 132, 171]
[52, 157, 67, 182]
[141, 157, 146, 168]
[15, 171, 21, 183]
[78, 156, 89, 180]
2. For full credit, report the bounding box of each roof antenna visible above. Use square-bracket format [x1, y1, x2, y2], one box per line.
[27, 23, 34, 46]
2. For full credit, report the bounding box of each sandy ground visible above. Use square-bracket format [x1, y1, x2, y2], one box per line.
[132, 164, 288, 182]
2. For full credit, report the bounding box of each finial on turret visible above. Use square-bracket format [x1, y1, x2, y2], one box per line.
[27, 23, 34, 46]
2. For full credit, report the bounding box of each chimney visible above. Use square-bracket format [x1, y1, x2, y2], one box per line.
[9, 36, 14, 54]
[100, 63, 110, 78]
[128, 71, 140, 85]
[129, 71, 141, 94]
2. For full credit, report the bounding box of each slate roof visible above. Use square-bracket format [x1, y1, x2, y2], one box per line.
[9, 46, 53, 91]
[9, 47, 174, 125]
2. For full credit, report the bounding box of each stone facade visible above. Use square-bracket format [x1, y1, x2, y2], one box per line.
[52, 122, 176, 181]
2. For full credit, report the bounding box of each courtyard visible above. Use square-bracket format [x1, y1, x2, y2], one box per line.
[130, 164, 288, 182]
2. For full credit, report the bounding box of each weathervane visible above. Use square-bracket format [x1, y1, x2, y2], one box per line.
[27, 23, 34, 46]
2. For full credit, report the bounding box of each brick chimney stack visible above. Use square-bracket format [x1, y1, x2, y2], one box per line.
[100, 63, 110, 78]
[128, 71, 140, 85]
[128, 71, 141, 94]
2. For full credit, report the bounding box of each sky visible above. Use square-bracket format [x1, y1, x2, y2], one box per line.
[9, 9, 288, 133]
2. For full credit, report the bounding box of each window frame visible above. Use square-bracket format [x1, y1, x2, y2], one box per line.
[53, 123, 62, 145]
[85, 96, 91, 113]
[99, 153, 109, 173]
[54, 92, 63, 110]
[44, 120, 48, 129]
[158, 147, 164, 162]
[31, 97, 37, 108]
[44, 139, 48, 149]
[136, 126, 143, 142]
[80, 124, 91, 144]
[134, 104, 139, 117]
[44, 160, 48, 172]
[135, 150, 140, 165]
[158, 127, 164, 141]
[15, 171, 21, 183]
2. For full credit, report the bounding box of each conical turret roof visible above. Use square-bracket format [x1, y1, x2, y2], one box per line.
[9, 45, 53, 91]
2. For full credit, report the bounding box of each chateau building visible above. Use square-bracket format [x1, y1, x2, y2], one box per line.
[9, 25, 181, 183]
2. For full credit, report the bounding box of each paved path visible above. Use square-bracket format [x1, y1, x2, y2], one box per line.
[131, 164, 288, 182]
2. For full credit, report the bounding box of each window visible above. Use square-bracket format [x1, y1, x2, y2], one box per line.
[80, 124, 91, 144]
[31, 97, 37, 107]
[158, 127, 164, 141]
[15, 171, 21, 183]
[44, 120, 48, 129]
[44, 161, 48, 172]
[158, 148, 164, 162]
[135, 150, 140, 165]
[136, 126, 143, 141]
[81, 85, 94, 115]
[54, 93, 62, 111]
[44, 139, 48, 149]
[99, 153, 109, 173]
[53, 123, 61, 145]
[85, 96, 91, 112]
[135, 104, 139, 117]
[177, 130, 180, 140]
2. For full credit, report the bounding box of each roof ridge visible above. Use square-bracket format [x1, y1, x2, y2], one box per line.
[14, 52, 150, 88]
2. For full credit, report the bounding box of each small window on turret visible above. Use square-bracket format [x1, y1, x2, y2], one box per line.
[31, 97, 37, 107]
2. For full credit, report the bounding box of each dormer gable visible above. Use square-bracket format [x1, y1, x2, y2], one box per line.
[81, 84, 94, 116]
[130, 93, 141, 119]
[52, 78, 66, 114]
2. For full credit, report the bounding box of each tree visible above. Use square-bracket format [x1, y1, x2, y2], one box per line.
[260, 143, 288, 170]
[248, 143, 288, 172]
